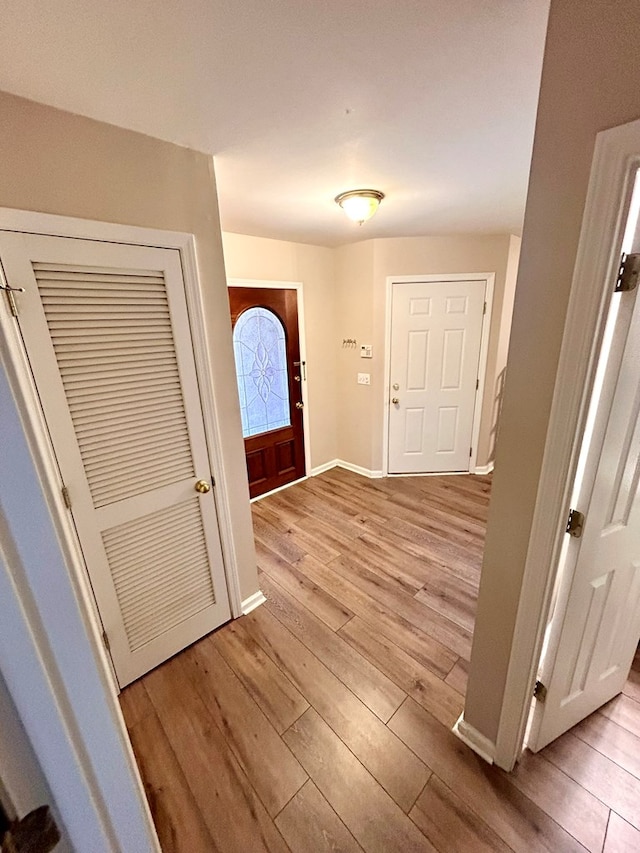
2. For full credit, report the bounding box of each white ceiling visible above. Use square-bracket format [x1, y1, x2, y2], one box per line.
[0, 0, 549, 247]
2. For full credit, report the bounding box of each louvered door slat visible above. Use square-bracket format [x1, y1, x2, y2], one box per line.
[0, 237, 232, 687]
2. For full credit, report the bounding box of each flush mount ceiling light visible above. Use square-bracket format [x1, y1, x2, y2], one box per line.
[335, 189, 385, 225]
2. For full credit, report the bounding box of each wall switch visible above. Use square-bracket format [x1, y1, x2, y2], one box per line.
[357, 373, 371, 385]
[360, 344, 373, 358]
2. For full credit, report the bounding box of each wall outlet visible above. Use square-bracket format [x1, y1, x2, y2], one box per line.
[357, 373, 371, 385]
[360, 344, 373, 358]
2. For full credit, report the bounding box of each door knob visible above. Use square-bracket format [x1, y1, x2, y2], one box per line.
[295, 401, 304, 409]
[194, 479, 211, 494]
[392, 397, 399, 405]
[393, 383, 400, 390]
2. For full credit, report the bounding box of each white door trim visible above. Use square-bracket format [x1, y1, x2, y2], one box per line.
[382, 273, 495, 476]
[227, 277, 312, 480]
[0, 207, 244, 622]
[492, 118, 640, 771]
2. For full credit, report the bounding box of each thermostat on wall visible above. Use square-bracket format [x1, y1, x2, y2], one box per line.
[360, 344, 373, 358]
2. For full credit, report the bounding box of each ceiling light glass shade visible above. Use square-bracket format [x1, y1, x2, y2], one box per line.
[335, 189, 385, 224]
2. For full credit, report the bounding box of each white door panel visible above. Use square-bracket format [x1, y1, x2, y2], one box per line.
[388, 280, 485, 473]
[531, 282, 640, 750]
[0, 232, 231, 687]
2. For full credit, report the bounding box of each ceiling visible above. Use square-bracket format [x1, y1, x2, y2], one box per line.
[0, 0, 549, 247]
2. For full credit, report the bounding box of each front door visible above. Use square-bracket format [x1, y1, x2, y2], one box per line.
[0, 232, 231, 687]
[229, 287, 306, 498]
[388, 279, 486, 474]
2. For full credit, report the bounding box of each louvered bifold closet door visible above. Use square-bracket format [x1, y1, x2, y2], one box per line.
[0, 233, 231, 686]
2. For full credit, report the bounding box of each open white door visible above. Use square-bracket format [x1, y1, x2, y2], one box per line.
[529, 187, 640, 750]
[388, 279, 485, 474]
[0, 232, 231, 687]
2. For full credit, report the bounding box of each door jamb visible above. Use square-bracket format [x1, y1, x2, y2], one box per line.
[492, 119, 640, 771]
[382, 273, 495, 476]
[227, 278, 312, 480]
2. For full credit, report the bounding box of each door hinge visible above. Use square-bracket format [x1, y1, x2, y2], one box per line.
[1, 284, 22, 317]
[102, 630, 111, 653]
[61, 485, 72, 510]
[615, 252, 640, 292]
[533, 680, 547, 702]
[469, 446, 473, 458]
[566, 508, 585, 538]
[483, 301, 487, 315]
[476, 378, 479, 391]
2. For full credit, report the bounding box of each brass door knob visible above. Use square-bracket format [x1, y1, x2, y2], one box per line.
[195, 479, 211, 494]
[295, 401, 304, 409]
[392, 397, 399, 404]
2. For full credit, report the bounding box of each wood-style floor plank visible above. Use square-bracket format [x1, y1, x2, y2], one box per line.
[573, 711, 640, 780]
[604, 812, 640, 852]
[444, 658, 469, 695]
[119, 677, 154, 729]
[212, 616, 310, 734]
[338, 616, 463, 728]
[256, 539, 354, 630]
[409, 775, 511, 853]
[284, 708, 437, 853]
[128, 710, 220, 853]
[181, 636, 307, 817]
[542, 731, 640, 831]
[389, 697, 588, 852]
[261, 572, 406, 723]
[507, 749, 609, 852]
[243, 605, 431, 811]
[143, 657, 290, 853]
[275, 780, 364, 853]
[599, 693, 640, 739]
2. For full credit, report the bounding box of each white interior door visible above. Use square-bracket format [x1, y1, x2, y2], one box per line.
[0, 232, 231, 687]
[388, 279, 485, 474]
[530, 276, 640, 750]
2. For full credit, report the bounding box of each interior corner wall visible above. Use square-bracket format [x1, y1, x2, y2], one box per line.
[464, 0, 640, 747]
[0, 90, 257, 603]
[221, 232, 338, 471]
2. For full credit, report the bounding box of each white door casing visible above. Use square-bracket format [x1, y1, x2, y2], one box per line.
[529, 234, 640, 750]
[0, 232, 231, 687]
[388, 279, 486, 474]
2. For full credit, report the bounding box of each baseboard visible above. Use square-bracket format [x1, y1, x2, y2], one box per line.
[452, 714, 495, 765]
[241, 591, 266, 616]
[310, 459, 339, 477]
[335, 459, 384, 479]
[474, 462, 495, 475]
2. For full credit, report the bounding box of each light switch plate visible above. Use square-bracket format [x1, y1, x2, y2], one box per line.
[357, 373, 371, 385]
[360, 344, 373, 358]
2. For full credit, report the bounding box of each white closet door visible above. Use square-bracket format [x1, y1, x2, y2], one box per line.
[0, 232, 231, 686]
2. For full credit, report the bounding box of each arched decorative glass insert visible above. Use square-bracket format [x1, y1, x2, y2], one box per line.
[233, 307, 291, 438]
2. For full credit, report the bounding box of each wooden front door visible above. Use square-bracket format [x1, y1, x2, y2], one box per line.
[229, 287, 306, 498]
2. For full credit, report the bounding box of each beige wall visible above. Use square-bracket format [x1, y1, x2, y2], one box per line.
[0, 91, 258, 602]
[221, 232, 338, 470]
[465, 0, 640, 744]
[335, 235, 520, 472]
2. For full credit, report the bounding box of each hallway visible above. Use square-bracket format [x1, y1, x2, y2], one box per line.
[120, 469, 640, 852]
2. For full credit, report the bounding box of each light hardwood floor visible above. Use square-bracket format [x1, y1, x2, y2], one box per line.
[120, 468, 640, 853]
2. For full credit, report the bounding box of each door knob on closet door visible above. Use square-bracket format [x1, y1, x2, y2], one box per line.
[392, 397, 399, 405]
[296, 401, 304, 409]
[194, 479, 211, 494]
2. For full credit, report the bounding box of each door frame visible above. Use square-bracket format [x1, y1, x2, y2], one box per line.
[227, 278, 312, 493]
[493, 118, 640, 770]
[382, 273, 495, 477]
[0, 208, 247, 663]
